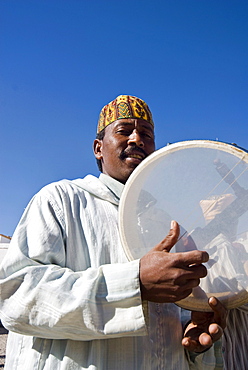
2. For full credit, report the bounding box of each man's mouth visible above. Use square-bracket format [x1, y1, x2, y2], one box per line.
[120, 147, 147, 161]
[127, 153, 144, 160]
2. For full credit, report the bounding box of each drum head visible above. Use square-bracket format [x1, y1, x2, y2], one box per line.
[119, 140, 248, 311]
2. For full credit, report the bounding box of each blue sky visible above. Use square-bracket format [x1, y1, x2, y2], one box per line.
[1, 0, 248, 236]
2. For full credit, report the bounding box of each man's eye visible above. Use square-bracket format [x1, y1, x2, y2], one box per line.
[117, 130, 130, 135]
[142, 132, 153, 139]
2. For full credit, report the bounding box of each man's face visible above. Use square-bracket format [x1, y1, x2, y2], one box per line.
[94, 118, 155, 184]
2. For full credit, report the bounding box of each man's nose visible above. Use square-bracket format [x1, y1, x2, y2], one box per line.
[127, 130, 144, 147]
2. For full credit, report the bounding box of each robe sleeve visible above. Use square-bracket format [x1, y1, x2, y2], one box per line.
[0, 186, 147, 341]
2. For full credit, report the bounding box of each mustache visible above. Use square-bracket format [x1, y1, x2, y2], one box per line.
[119, 146, 148, 160]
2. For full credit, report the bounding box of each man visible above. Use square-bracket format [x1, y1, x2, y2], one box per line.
[0, 95, 226, 369]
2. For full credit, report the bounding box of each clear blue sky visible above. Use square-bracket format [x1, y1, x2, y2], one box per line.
[1, 0, 248, 236]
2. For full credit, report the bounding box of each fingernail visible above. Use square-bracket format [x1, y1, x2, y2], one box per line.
[209, 297, 217, 306]
[202, 252, 209, 263]
[171, 220, 176, 228]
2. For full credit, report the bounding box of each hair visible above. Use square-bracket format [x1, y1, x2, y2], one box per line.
[95, 129, 105, 172]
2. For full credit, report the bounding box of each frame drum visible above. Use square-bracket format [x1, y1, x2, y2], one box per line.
[119, 140, 248, 311]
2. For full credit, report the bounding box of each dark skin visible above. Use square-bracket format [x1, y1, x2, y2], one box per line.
[94, 118, 155, 184]
[93, 118, 227, 353]
[143, 220, 226, 352]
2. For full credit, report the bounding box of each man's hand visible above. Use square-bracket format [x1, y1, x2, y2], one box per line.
[182, 297, 227, 353]
[139, 221, 209, 303]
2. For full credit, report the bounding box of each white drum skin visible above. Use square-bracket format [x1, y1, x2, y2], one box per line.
[119, 140, 248, 311]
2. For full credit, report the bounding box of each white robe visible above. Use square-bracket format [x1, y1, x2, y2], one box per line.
[0, 174, 220, 369]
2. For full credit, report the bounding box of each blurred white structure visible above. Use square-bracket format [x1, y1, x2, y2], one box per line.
[0, 234, 11, 262]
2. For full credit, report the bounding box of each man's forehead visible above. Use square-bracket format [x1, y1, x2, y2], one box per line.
[113, 118, 154, 132]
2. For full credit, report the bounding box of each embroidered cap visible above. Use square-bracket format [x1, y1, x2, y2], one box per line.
[97, 95, 154, 133]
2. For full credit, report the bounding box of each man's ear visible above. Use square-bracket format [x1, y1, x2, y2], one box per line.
[93, 139, 103, 160]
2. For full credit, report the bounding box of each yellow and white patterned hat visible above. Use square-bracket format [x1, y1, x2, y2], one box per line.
[97, 95, 154, 133]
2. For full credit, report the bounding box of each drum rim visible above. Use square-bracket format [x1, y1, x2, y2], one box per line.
[119, 140, 248, 260]
[119, 140, 248, 310]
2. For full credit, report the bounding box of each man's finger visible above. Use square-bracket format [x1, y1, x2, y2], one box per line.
[152, 222, 209, 268]
[208, 296, 227, 330]
[177, 250, 209, 266]
[208, 323, 223, 343]
[182, 334, 212, 353]
[153, 220, 180, 253]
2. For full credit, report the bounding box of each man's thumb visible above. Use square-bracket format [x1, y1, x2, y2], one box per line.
[153, 220, 180, 253]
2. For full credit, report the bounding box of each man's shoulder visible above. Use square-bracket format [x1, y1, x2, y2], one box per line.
[35, 175, 119, 206]
[39, 175, 98, 194]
